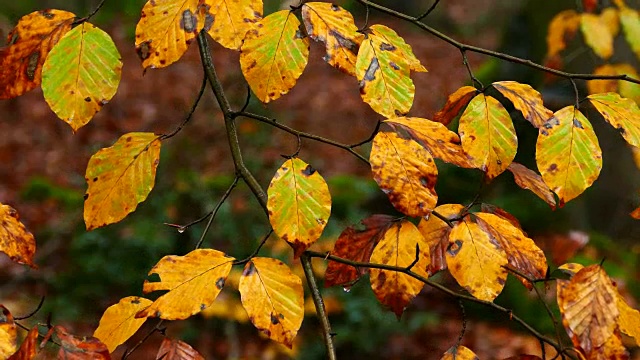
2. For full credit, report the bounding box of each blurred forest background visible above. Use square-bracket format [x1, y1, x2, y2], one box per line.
[1, 0, 640, 358]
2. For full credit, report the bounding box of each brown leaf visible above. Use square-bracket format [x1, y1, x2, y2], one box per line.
[8, 326, 39, 360]
[417, 204, 465, 275]
[507, 162, 557, 208]
[55, 326, 110, 359]
[325, 214, 396, 288]
[0, 203, 36, 267]
[492, 81, 553, 128]
[156, 338, 204, 360]
[480, 203, 523, 230]
[534, 231, 588, 266]
[434, 86, 477, 126]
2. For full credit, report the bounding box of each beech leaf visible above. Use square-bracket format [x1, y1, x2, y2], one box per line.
[507, 162, 557, 208]
[417, 204, 465, 275]
[441, 345, 479, 360]
[94, 296, 153, 353]
[580, 13, 614, 59]
[588, 92, 640, 147]
[7, 325, 39, 360]
[0, 306, 17, 359]
[207, 0, 262, 50]
[546, 10, 581, 59]
[617, 294, 640, 346]
[434, 86, 477, 126]
[619, 6, 640, 60]
[492, 81, 553, 128]
[0, 203, 36, 267]
[54, 326, 110, 359]
[156, 338, 204, 360]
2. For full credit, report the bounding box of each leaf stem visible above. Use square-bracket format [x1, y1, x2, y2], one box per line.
[195, 176, 240, 249]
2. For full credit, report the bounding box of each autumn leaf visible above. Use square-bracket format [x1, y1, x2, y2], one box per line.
[0, 306, 17, 359]
[507, 162, 557, 207]
[137, 249, 234, 320]
[267, 158, 331, 258]
[200, 292, 249, 323]
[492, 81, 553, 128]
[536, 106, 602, 205]
[385, 117, 475, 168]
[546, 10, 581, 59]
[446, 216, 508, 301]
[441, 345, 479, 360]
[475, 212, 547, 289]
[617, 294, 640, 346]
[369, 220, 430, 317]
[458, 94, 517, 178]
[480, 203, 523, 230]
[156, 338, 204, 360]
[589, 331, 629, 360]
[41, 22, 122, 131]
[54, 326, 110, 359]
[580, 13, 614, 59]
[240, 10, 309, 103]
[434, 86, 477, 126]
[417, 204, 464, 275]
[586, 64, 640, 102]
[207, 0, 262, 50]
[239, 257, 304, 348]
[325, 214, 396, 287]
[94, 296, 153, 353]
[588, 92, 640, 147]
[600, 7, 621, 37]
[618, 5, 640, 59]
[84, 132, 161, 230]
[8, 326, 39, 360]
[301, 2, 362, 76]
[557, 264, 619, 353]
[356, 24, 426, 118]
[135, 0, 210, 69]
[0, 9, 75, 99]
[370, 131, 438, 217]
[0, 203, 36, 267]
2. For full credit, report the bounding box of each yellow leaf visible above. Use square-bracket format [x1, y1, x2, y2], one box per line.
[135, 0, 210, 69]
[601, 7, 620, 37]
[588, 331, 629, 360]
[475, 212, 548, 289]
[446, 217, 508, 301]
[580, 13, 614, 59]
[267, 158, 331, 258]
[369, 220, 430, 317]
[200, 292, 249, 323]
[0, 9, 75, 99]
[459, 94, 517, 179]
[240, 10, 309, 103]
[93, 296, 153, 353]
[356, 24, 426, 118]
[207, 0, 262, 50]
[434, 86, 477, 126]
[492, 81, 553, 128]
[546, 10, 581, 58]
[507, 162, 557, 208]
[239, 257, 304, 348]
[301, 2, 362, 76]
[441, 345, 479, 360]
[0, 203, 36, 267]
[417, 204, 464, 276]
[83, 132, 161, 230]
[0, 306, 17, 359]
[138, 249, 234, 320]
[370, 131, 438, 217]
[617, 294, 640, 346]
[588, 92, 640, 147]
[156, 338, 204, 360]
[557, 265, 619, 352]
[536, 106, 602, 205]
[385, 117, 475, 168]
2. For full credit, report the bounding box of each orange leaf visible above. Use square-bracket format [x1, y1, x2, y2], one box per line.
[617, 293, 640, 346]
[207, 0, 262, 50]
[557, 265, 619, 353]
[8, 326, 39, 360]
[546, 10, 581, 59]
[588, 330, 629, 360]
[0, 306, 17, 359]
[441, 345, 479, 360]
[492, 81, 553, 128]
[507, 162, 557, 208]
[480, 203, 523, 230]
[239, 257, 304, 348]
[156, 338, 204, 360]
[370, 131, 438, 217]
[417, 204, 465, 275]
[94, 296, 153, 353]
[325, 214, 396, 288]
[434, 86, 477, 126]
[385, 117, 475, 168]
[138, 249, 234, 320]
[54, 326, 110, 359]
[0, 9, 75, 99]
[0, 203, 36, 267]
[369, 220, 430, 317]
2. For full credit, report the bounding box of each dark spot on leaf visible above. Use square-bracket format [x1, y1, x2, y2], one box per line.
[329, 30, 358, 53]
[84, 97, 91, 102]
[295, 28, 305, 39]
[573, 119, 584, 129]
[126, 136, 132, 142]
[39, 10, 55, 19]
[419, 176, 430, 187]
[302, 164, 316, 176]
[361, 57, 379, 85]
[497, 277, 506, 285]
[282, 233, 289, 242]
[547, 163, 557, 172]
[155, 311, 161, 317]
[246, 60, 257, 71]
[180, 10, 197, 33]
[200, 304, 206, 311]
[133, 154, 138, 160]
[26, 52, 39, 81]
[243, 262, 256, 276]
[160, 59, 166, 65]
[331, 4, 340, 11]
[137, 41, 151, 61]
[496, 159, 502, 165]
[270, 313, 280, 325]
[380, 43, 396, 51]
[377, 271, 386, 286]
[215, 277, 225, 289]
[389, 62, 400, 70]
[131, 298, 140, 304]
[447, 239, 463, 256]
[83, 193, 89, 200]
[92, 177, 98, 182]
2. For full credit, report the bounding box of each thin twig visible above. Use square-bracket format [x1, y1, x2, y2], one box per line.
[349, 120, 381, 148]
[431, 210, 455, 228]
[416, 0, 441, 20]
[233, 229, 274, 266]
[14, 296, 45, 320]
[461, 49, 483, 89]
[405, 244, 420, 271]
[196, 176, 240, 249]
[455, 300, 466, 347]
[160, 73, 207, 140]
[281, 134, 302, 159]
[122, 321, 165, 360]
[73, 0, 107, 24]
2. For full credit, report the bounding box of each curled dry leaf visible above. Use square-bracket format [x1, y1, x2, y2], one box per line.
[54, 326, 110, 359]
[0, 306, 17, 359]
[492, 81, 553, 128]
[0, 203, 36, 267]
[480, 203, 523, 230]
[8, 325, 39, 360]
[507, 162, 557, 208]
[156, 338, 204, 360]
[93, 296, 153, 353]
[434, 86, 477, 126]
[324, 214, 396, 288]
[417, 204, 465, 275]
[441, 345, 479, 360]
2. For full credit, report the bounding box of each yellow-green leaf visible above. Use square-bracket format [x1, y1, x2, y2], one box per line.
[370, 131, 438, 217]
[301, 2, 362, 76]
[84, 132, 161, 230]
[619, 6, 640, 60]
[0, 203, 36, 267]
[586, 63, 640, 104]
[417, 204, 465, 276]
[356, 24, 426, 118]
[446, 217, 508, 301]
[369, 220, 430, 317]
[507, 162, 557, 207]
[459, 94, 517, 178]
[135, 0, 209, 69]
[0, 306, 17, 359]
[0, 9, 75, 99]
[267, 158, 331, 258]
[385, 117, 475, 168]
[588, 92, 640, 147]
[492, 81, 553, 128]
[536, 106, 602, 205]
[94, 296, 153, 353]
[240, 10, 309, 103]
[239, 257, 304, 348]
[41, 22, 122, 131]
[580, 13, 614, 59]
[441, 345, 479, 360]
[207, 0, 262, 50]
[434, 86, 477, 126]
[137, 249, 234, 320]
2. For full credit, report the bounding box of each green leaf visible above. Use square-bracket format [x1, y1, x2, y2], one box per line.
[619, 7, 640, 60]
[589, 92, 640, 147]
[42, 22, 122, 131]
